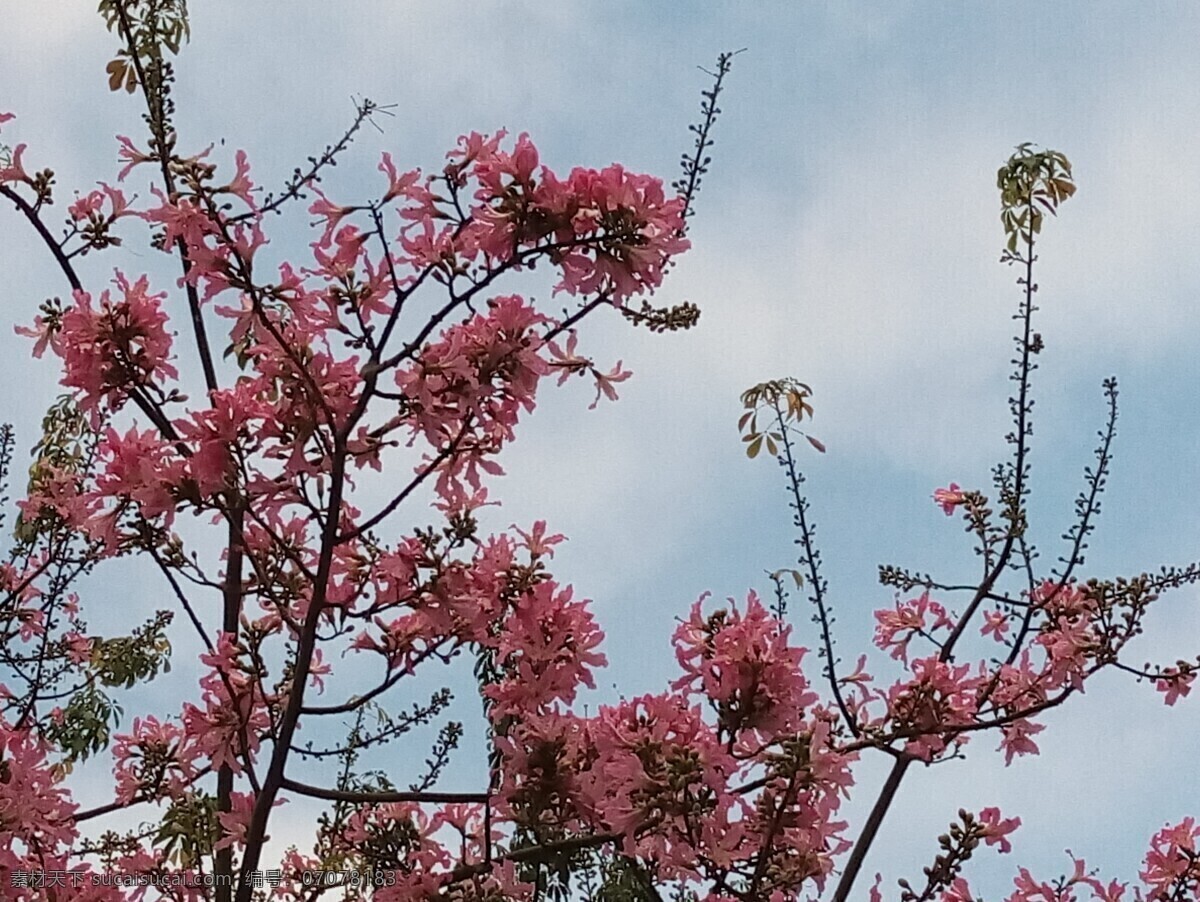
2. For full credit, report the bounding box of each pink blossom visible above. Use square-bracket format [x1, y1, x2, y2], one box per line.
[839, 653, 876, 706]
[112, 716, 197, 803]
[887, 656, 982, 760]
[874, 591, 955, 664]
[933, 482, 966, 515]
[979, 806, 1021, 853]
[1006, 867, 1057, 901]
[1030, 579, 1094, 619]
[180, 634, 271, 774]
[93, 426, 186, 524]
[378, 151, 421, 203]
[982, 608, 1011, 641]
[68, 190, 105, 220]
[68, 183, 133, 222]
[1156, 667, 1197, 706]
[547, 329, 591, 385]
[308, 648, 331, 693]
[0, 143, 30, 184]
[141, 185, 221, 254]
[672, 591, 817, 740]
[588, 694, 733, 855]
[222, 149, 254, 205]
[398, 216, 458, 268]
[62, 631, 92, 665]
[1141, 818, 1200, 898]
[512, 519, 566, 558]
[998, 718, 1045, 765]
[590, 359, 632, 408]
[215, 791, 285, 851]
[485, 579, 607, 717]
[0, 719, 79, 865]
[33, 273, 177, 418]
[307, 188, 357, 247]
[553, 163, 689, 301]
[115, 134, 153, 181]
[869, 873, 884, 902]
[942, 878, 976, 902]
[1035, 613, 1096, 693]
[16, 607, 45, 642]
[311, 223, 368, 277]
[446, 129, 508, 173]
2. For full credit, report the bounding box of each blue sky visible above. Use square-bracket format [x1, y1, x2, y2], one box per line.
[4, 1, 1200, 895]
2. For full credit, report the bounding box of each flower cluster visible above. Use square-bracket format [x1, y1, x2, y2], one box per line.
[932, 819, 1200, 901]
[486, 592, 856, 897]
[18, 274, 176, 420]
[0, 719, 78, 893]
[6, 69, 1198, 902]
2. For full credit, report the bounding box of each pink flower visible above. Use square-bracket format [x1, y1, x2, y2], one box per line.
[933, 482, 966, 515]
[513, 520, 566, 558]
[93, 426, 186, 524]
[378, 151, 421, 203]
[590, 359, 632, 409]
[115, 134, 153, 181]
[887, 656, 982, 761]
[141, 185, 220, 252]
[180, 634, 271, 774]
[308, 189, 357, 247]
[1035, 613, 1096, 693]
[215, 791, 285, 851]
[942, 877, 975, 902]
[0, 719, 79, 858]
[222, 149, 254, 204]
[1141, 818, 1200, 897]
[16, 608, 45, 642]
[1008, 867, 1056, 901]
[874, 591, 955, 665]
[446, 129, 507, 173]
[553, 164, 689, 301]
[69, 190, 105, 220]
[100, 182, 132, 218]
[979, 806, 1020, 853]
[982, 608, 1011, 641]
[1156, 667, 1197, 706]
[35, 273, 177, 419]
[998, 718, 1045, 765]
[869, 873, 883, 902]
[588, 694, 731, 842]
[308, 648, 331, 693]
[112, 716, 197, 803]
[547, 330, 591, 385]
[0, 143, 30, 184]
[484, 579, 608, 717]
[672, 591, 817, 740]
[63, 631, 92, 665]
[1030, 579, 1094, 619]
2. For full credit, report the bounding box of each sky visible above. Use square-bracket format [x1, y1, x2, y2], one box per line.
[4, 1, 1200, 896]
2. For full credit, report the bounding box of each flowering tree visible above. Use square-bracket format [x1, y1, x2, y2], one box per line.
[1, 3, 1199, 902]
